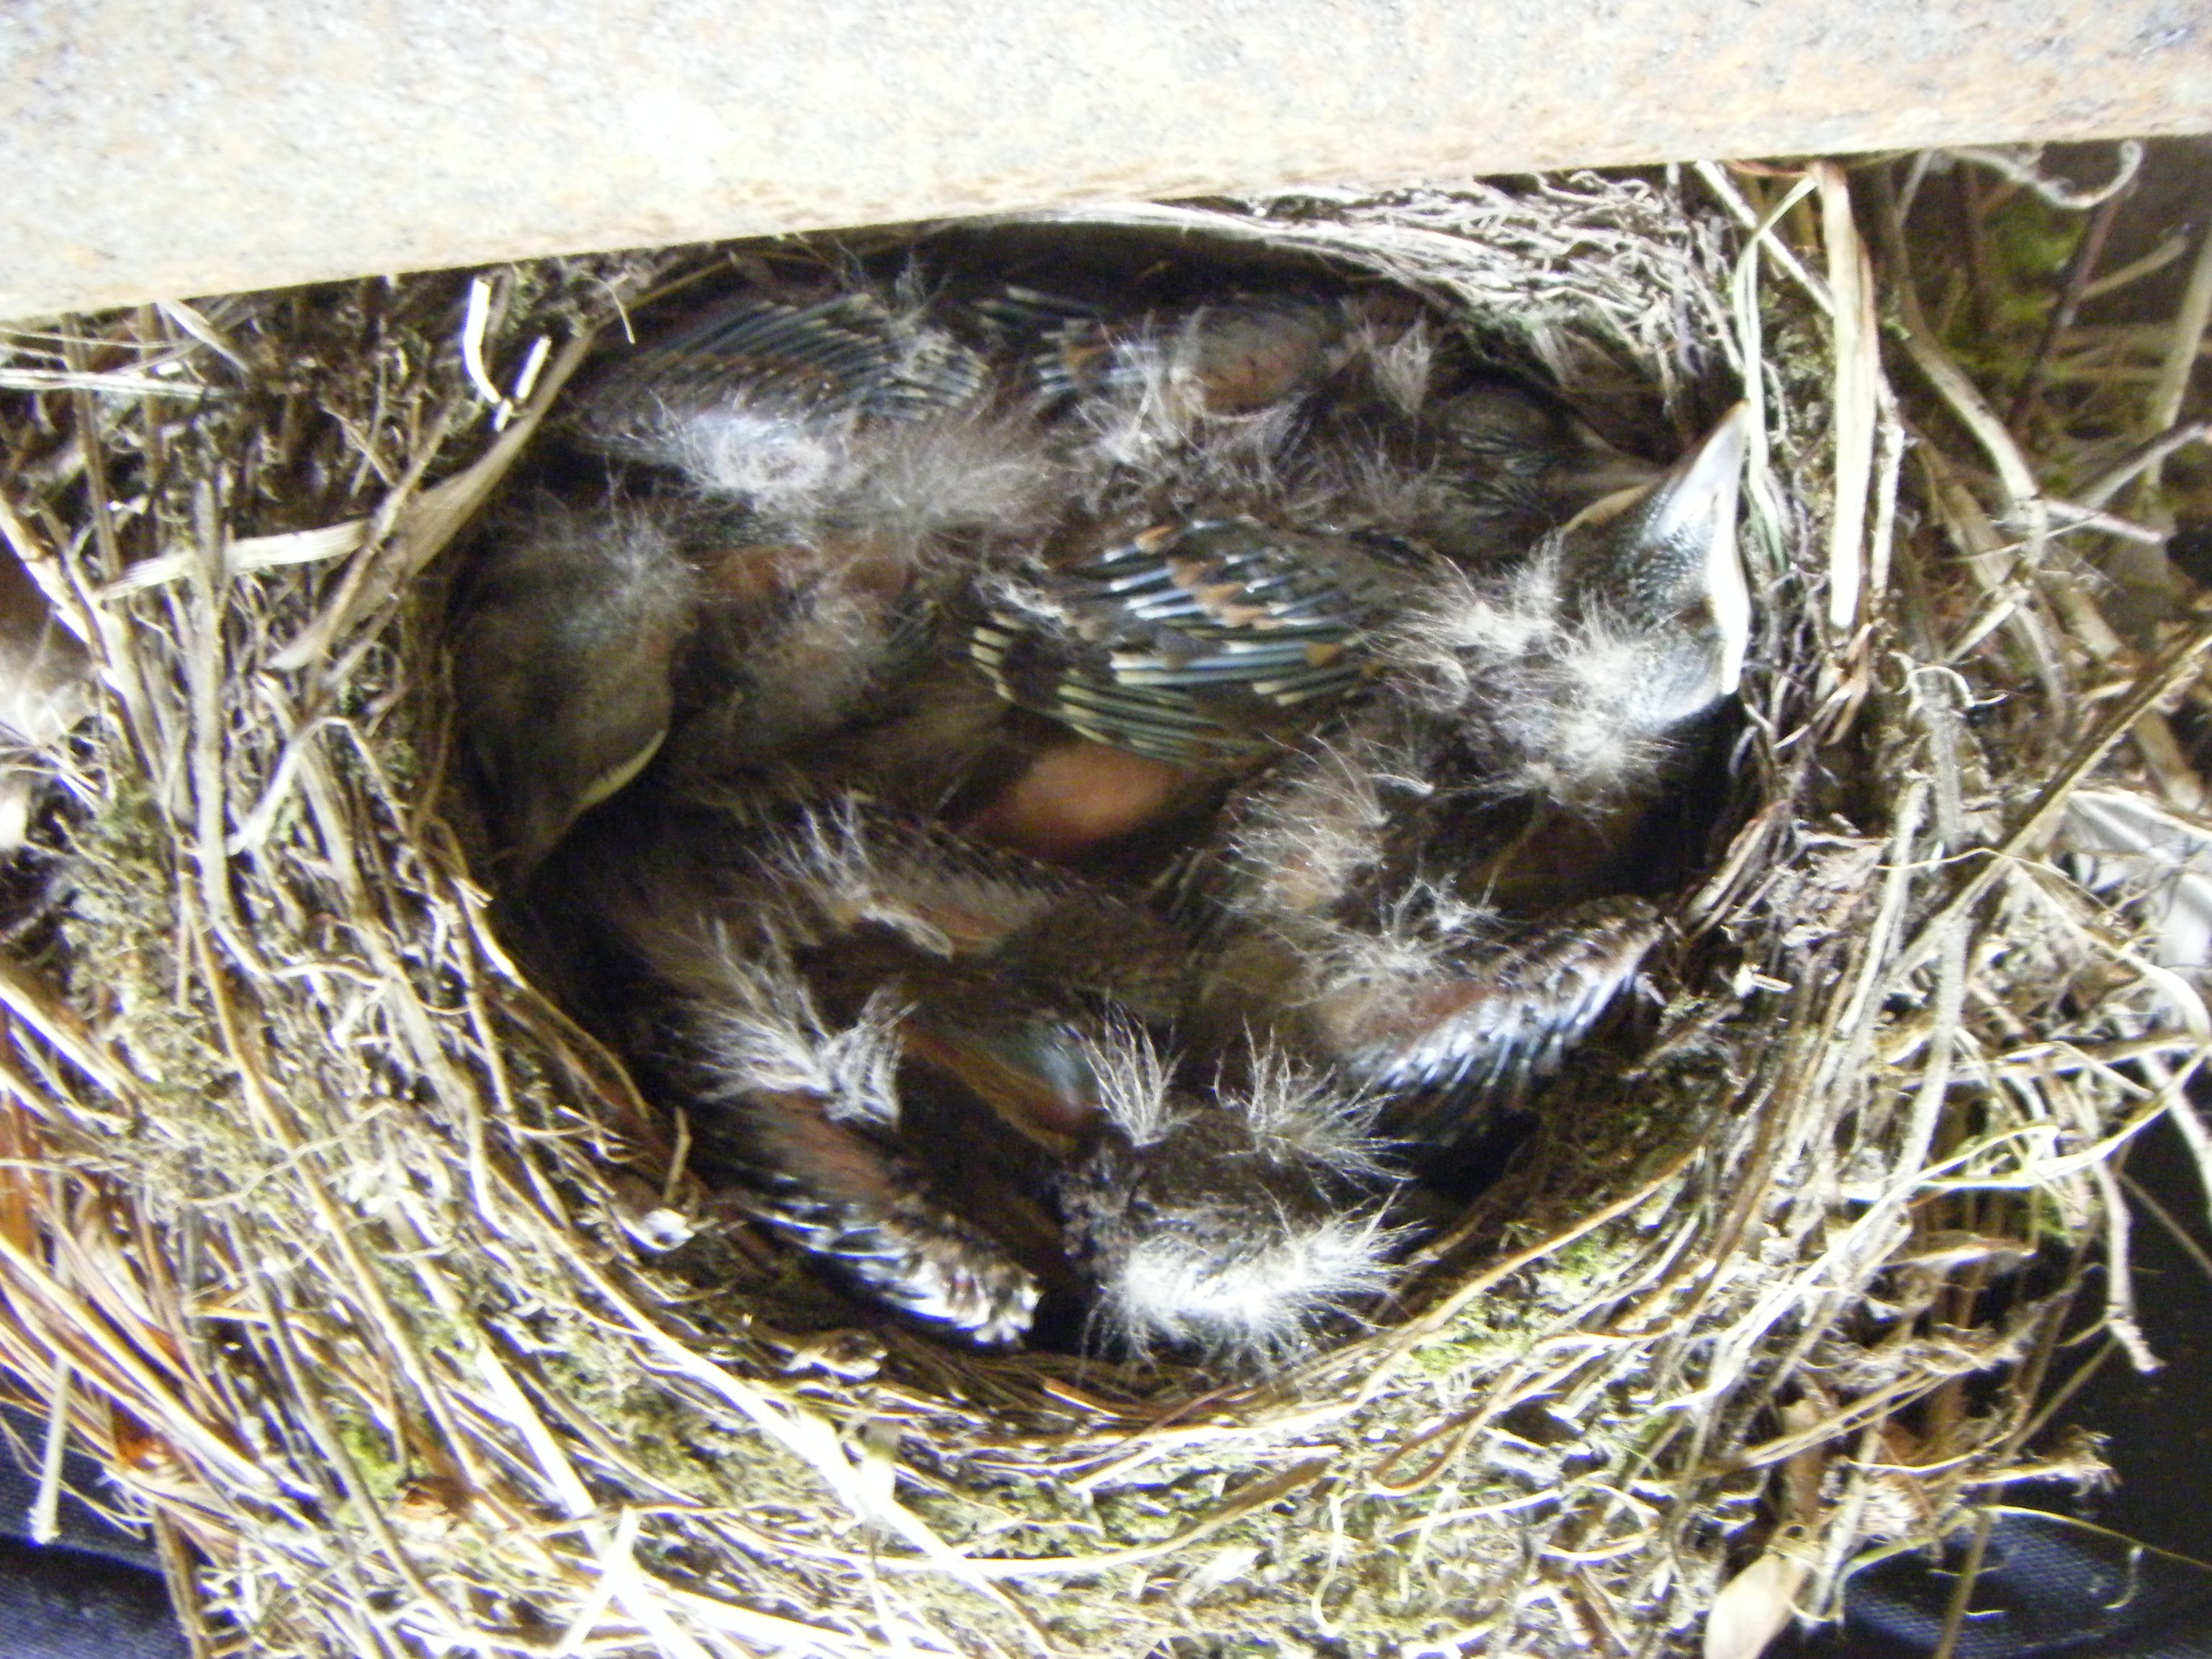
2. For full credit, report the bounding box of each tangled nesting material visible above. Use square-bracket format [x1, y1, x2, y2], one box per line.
[0, 163, 2195, 1658]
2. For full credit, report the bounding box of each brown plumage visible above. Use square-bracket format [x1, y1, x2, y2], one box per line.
[457, 252, 1751, 1368]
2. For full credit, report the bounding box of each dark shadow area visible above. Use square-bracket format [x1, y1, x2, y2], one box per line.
[1781, 1110, 2212, 1658]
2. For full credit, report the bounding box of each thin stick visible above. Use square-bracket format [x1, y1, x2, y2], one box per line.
[1693, 162, 1832, 314]
[2008, 184, 2129, 426]
[1951, 142, 2143, 211]
[2078, 421, 2210, 511]
[2141, 220, 2212, 488]
[2118, 1170, 2212, 1289]
[1817, 162, 1879, 630]
[2083, 233, 2190, 300]
[28, 1355, 71, 1544]
[1929, 1508, 1994, 1659]
[1894, 615, 2212, 981]
[2082, 1115, 2160, 1372]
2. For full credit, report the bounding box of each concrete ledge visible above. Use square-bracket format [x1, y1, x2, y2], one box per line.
[4, 0, 2206, 320]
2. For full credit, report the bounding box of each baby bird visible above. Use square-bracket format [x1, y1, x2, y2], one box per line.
[1388, 402, 1750, 811]
[1188, 732, 1665, 1161]
[1342, 372, 1672, 566]
[738, 799, 1407, 1367]
[1174, 410, 1750, 1139]
[454, 279, 1066, 871]
[1053, 1030, 1400, 1370]
[544, 791, 1071, 1345]
[546, 786, 1405, 1364]
[967, 515, 1426, 765]
[925, 353, 1712, 862]
[955, 401, 1747, 818]
[452, 495, 699, 875]
[577, 284, 1012, 523]
[968, 284, 1416, 487]
[644, 934, 1043, 1346]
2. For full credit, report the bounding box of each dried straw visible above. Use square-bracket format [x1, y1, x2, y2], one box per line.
[0, 159, 2201, 1657]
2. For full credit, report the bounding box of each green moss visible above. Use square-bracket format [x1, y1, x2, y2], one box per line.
[1983, 195, 2079, 291]
[328, 1404, 407, 1506]
[1407, 1301, 1529, 1378]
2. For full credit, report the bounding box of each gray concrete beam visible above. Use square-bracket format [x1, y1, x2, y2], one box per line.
[4, 0, 2207, 321]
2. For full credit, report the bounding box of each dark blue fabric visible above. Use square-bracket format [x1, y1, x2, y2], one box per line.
[0, 1534, 187, 1659]
[0, 1406, 184, 1658]
[1802, 1513, 2212, 1659]
[0, 1408, 160, 1573]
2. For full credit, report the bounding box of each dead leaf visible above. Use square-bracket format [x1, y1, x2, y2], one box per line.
[1704, 1535, 1810, 1659]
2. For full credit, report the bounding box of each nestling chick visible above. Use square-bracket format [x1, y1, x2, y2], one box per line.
[1196, 884, 1663, 1161]
[546, 793, 1071, 1344]
[757, 806, 1408, 1366]
[1289, 897, 1664, 1146]
[633, 929, 1043, 1346]
[946, 387, 1737, 812]
[547, 786, 1407, 1364]
[1162, 408, 1745, 1155]
[457, 279, 1069, 868]
[1171, 391, 1745, 1123]
[968, 515, 1428, 765]
[452, 495, 700, 875]
[971, 285, 1411, 485]
[1393, 402, 1750, 811]
[1182, 698, 1673, 1160]
[1287, 372, 1665, 570]
[1056, 1030, 1401, 1370]
[544, 788, 1200, 1338]
[575, 282, 1058, 556]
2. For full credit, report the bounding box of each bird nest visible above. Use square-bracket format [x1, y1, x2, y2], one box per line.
[0, 161, 2204, 1658]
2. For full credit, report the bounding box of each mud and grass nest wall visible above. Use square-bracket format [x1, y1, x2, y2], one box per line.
[0, 163, 2201, 1657]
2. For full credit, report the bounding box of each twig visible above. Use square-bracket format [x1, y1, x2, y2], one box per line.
[1928, 1507, 1993, 1659]
[29, 1355, 71, 1544]
[2082, 233, 2190, 301]
[2118, 1169, 2212, 1289]
[1817, 163, 1879, 631]
[1694, 161, 1833, 315]
[2078, 421, 2211, 511]
[593, 1509, 719, 1659]
[1915, 444, 2068, 706]
[153, 302, 251, 377]
[458, 276, 511, 421]
[2008, 184, 2131, 426]
[2140, 221, 2212, 490]
[1869, 170, 2049, 572]
[2134, 1054, 2212, 1238]
[1949, 142, 2144, 211]
[1952, 163, 1995, 338]
[1726, 173, 1819, 586]
[184, 482, 259, 971]
[2014, 1335, 2116, 1457]
[2035, 495, 2171, 545]
[2077, 1100, 2161, 1373]
[1894, 614, 2212, 981]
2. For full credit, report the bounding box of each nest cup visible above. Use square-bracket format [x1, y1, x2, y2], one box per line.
[0, 168, 2183, 1657]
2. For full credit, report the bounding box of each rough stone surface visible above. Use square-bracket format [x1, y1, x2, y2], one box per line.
[4, 0, 2207, 320]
